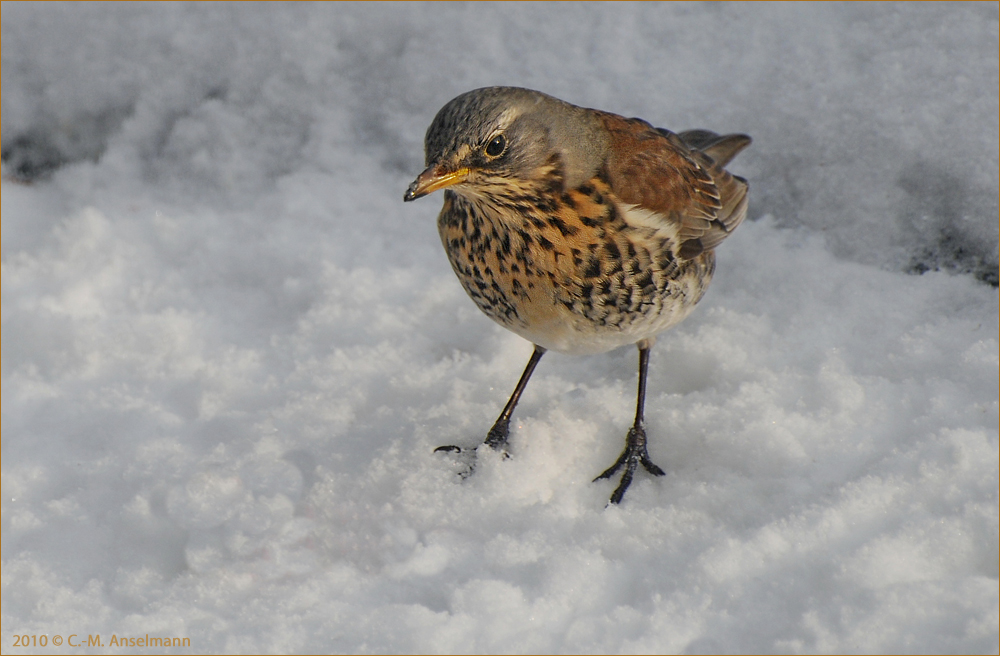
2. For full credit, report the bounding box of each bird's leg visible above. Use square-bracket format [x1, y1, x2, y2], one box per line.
[435, 345, 546, 455]
[594, 341, 666, 504]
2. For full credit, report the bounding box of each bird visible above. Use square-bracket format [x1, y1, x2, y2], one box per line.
[403, 86, 750, 504]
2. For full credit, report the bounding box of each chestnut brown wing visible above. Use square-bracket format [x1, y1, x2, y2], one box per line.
[598, 113, 750, 259]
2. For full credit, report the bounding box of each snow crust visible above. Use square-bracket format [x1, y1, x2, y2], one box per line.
[3, 3, 998, 653]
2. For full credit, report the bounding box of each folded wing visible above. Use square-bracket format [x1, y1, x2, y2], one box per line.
[599, 113, 751, 259]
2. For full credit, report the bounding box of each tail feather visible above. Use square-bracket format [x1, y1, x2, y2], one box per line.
[675, 129, 752, 167]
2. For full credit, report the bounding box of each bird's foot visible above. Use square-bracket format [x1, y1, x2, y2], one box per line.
[432, 443, 478, 478]
[593, 423, 665, 504]
[433, 417, 511, 477]
[483, 417, 510, 452]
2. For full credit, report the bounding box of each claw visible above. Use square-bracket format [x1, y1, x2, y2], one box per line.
[433, 443, 477, 479]
[434, 414, 512, 479]
[593, 423, 665, 504]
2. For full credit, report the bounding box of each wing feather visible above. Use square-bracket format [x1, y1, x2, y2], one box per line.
[599, 113, 750, 259]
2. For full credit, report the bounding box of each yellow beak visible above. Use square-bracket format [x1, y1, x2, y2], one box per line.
[403, 166, 470, 202]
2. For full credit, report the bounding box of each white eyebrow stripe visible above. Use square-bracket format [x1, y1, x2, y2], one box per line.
[495, 107, 521, 131]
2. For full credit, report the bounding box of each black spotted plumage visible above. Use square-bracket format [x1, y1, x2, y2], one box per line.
[404, 87, 750, 504]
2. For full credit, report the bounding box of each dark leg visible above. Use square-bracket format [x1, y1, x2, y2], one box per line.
[593, 341, 665, 504]
[435, 345, 546, 454]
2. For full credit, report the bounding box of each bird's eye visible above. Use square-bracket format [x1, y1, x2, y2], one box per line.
[484, 134, 506, 158]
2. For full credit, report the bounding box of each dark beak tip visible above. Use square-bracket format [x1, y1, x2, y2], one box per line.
[403, 181, 423, 203]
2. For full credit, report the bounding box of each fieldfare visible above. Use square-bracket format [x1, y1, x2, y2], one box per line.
[404, 86, 750, 504]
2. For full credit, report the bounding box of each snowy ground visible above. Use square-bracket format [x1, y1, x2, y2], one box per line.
[2, 3, 998, 654]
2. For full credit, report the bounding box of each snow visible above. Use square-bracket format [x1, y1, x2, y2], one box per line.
[2, 2, 998, 653]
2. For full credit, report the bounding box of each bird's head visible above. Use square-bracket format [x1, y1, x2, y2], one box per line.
[404, 87, 609, 204]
